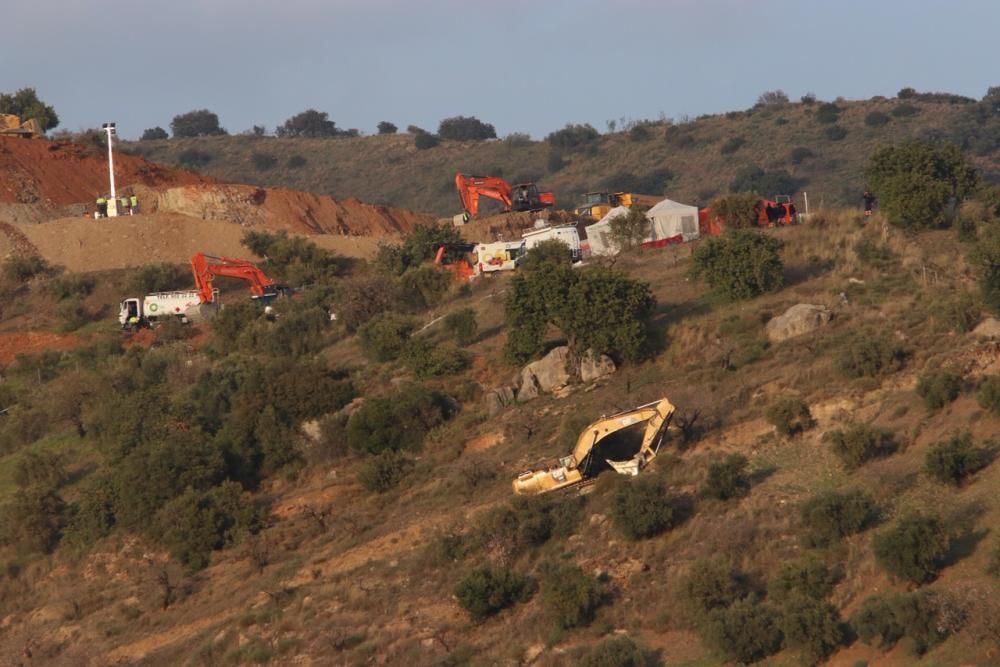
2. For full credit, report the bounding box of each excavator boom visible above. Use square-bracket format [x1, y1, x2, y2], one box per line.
[190, 252, 284, 304]
[455, 172, 554, 218]
[513, 398, 675, 495]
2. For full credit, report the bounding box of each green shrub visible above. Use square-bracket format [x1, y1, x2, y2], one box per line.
[140, 126, 168, 140]
[873, 514, 949, 584]
[358, 450, 412, 493]
[680, 559, 748, 620]
[701, 454, 750, 501]
[402, 339, 471, 378]
[800, 489, 875, 547]
[852, 591, 948, 654]
[250, 152, 277, 171]
[769, 557, 839, 604]
[824, 125, 848, 141]
[546, 123, 600, 152]
[729, 166, 799, 196]
[977, 375, 1000, 415]
[689, 228, 784, 301]
[357, 312, 416, 362]
[836, 333, 908, 378]
[13, 450, 67, 489]
[454, 566, 531, 621]
[541, 562, 602, 629]
[865, 111, 891, 128]
[610, 476, 674, 540]
[444, 308, 478, 345]
[853, 238, 894, 267]
[155, 481, 261, 571]
[924, 432, 985, 485]
[628, 123, 652, 142]
[346, 385, 450, 455]
[241, 230, 342, 286]
[891, 103, 920, 117]
[779, 596, 844, 663]
[580, 637, 651, 667]
[0, 486, 66, 554]
[438, 115, 496, 141]
[45, 274, 95, 300]
[916, 370, 961, 410]
[608, 207, 652, 252]
[287, 155, 307, 168]
[3, 255, 49, 282]
[414, 131, 440, 150]
[932, 290, 980, 332]
[177, 148, 213, 169]
[129, 263, 189, 294]
[702, 598, 782, 664]
[815, 103, 841, 124]
[719, 136, 745, 155]
[789, 146, 815, 164]
[970, 223, 1000, 314]
[766, 397, 814, 436]
[706, 192, 760, 228]
[825, 423, 897, 469]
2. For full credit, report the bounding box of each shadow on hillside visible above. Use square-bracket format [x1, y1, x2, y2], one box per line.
[783, 258, 835, 287]
[749, 465, 777, 487]
[645, 298, 714, 357]
[943, 529, 989, 569]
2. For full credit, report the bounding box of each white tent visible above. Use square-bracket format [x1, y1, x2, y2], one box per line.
[584, 206, 630, 256]
[646, 197, 700, 245]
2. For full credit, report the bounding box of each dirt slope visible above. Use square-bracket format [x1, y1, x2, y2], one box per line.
[16, 213, 383, 272]
[0, 136, 211, 207]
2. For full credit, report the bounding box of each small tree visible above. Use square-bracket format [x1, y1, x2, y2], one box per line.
[680, 559, 748, 620]
[865, 141, 977, 229]
[769, 557, 839, 604]
[836, 332, 908, 378]
[358, 450, 412, 493]
[346, 385, 449, 455]
[140, 126, 169, 141]
[924, 432, 985, 485]
[689, 228, 784, 300]
[970, 223, 1000, 314]
[916, 370, 961, 410]
[376, 121, 397, 135]
[276, 109, 341, 138]
[707, 192, 760, 228]
[873, 514, 949, 584]
[541, 562, 602, 629]
[454, 566, 531, 622]
[444, 308, 478, 346]
[358, 312, 416, 362]
[703, 598, 782, 664]
[766, 397, 814, 436]
[0, 486, 66, 554]
[825, 423, 896, 469]
[757, 90, 789, 107]
[546, 123, 600, 152]
[852, 591, 949, 655]
[800, 489, 875, 547]
[607, 207, 650, 252]
[610, 476, 674, 539]
[0, 87, 59, 131]
[780, 596, 845, 663]
[580, 637, 650, 667]
[865, 111, 891, 128]
[977, 375, 1000, 415]
[250, 152, 277, 171]
[170, 109, 226, 137]
[437, 116, 497, 141]
[414, 131, 440, 150]
[701, 454, 750, 501]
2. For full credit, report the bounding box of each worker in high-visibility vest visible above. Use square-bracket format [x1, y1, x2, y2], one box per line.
[96, 196, 108, 218]
[130, 194, 139, 215]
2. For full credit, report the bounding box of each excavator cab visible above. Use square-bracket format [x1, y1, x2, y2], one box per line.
[511, 183, 555, 212]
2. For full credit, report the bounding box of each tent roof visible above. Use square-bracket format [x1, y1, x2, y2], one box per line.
[648, 198, 697, 215]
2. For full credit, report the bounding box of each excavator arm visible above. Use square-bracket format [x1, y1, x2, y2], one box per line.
[190, 252, 283, 304]
[513, 398, 675, 495]
[455, 173, 514, 217]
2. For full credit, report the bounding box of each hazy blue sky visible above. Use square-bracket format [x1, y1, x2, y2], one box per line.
[3, 0, 997, 140]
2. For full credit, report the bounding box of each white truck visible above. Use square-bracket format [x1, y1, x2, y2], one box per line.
[521, 223, 582, 262]
[119, 289, 217, 329]
[475, 240, 526, 274]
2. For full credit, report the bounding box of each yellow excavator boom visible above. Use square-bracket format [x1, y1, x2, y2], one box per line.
[513, 398, 675, 495]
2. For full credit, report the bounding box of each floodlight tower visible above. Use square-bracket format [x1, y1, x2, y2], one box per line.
[101, 122, 118, 217]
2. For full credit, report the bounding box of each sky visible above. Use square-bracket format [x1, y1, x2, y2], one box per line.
[2, 0, 998, 140]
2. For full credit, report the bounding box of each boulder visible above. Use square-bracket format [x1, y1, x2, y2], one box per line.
[972, 317, 1000, 339]
[484, 386, 517, 416]
[580, 349, 616, 382]
[518, 346, 571, 402]
[765, 304, 832, 342]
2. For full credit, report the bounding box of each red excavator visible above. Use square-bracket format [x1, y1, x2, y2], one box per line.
[190, 252, 289, 304]
[455, 173, 555, 219]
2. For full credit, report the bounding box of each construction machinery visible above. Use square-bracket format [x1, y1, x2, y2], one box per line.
[522, 223, 583, 262]
[513, 398, 675, 495]
[455, 173, 555, 219]
[433, 241, 526, 280]
[574, 192, 660, 221]
[0, 114, 43, 138]
[119, 253, 288, 328]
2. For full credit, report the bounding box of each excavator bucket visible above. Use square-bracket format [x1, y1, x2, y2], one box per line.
[512, 398, 675, 495]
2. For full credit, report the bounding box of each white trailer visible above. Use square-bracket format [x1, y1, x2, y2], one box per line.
[521, 224, 582, 261]
[475, 240, 525, 274]
[119, 289, 217, 328]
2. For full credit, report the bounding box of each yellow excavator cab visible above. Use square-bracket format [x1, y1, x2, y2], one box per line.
[512, 398, 675, 495]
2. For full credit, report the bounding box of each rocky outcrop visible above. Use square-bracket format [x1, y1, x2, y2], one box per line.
[518, 347, 572, 402]
[580, 350, 616, 382]
[972, 317, 1000, 339]
[765, 304, 832, 342]
[484, 386, 517, 416]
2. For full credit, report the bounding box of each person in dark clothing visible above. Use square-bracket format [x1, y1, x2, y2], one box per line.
[863, 191, 875, 216]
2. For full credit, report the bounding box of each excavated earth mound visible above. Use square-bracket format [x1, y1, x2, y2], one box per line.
[0, 136, 211, 207]
[458, 209, 579, 242]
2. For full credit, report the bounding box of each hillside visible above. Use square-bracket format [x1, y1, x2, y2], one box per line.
[125, 93, 1000, 217]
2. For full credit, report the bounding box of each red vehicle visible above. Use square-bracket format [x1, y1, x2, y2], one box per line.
[455, 172, 554, 218]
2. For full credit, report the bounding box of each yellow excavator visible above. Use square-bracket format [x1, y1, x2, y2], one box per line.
[513, 398, 676, 495]
[0, 114, 43, 138]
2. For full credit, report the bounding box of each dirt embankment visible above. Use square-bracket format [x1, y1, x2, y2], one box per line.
[0, 137, 212, 207]
[154, 184, 436, 238]
[457, 208, 579, 242]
